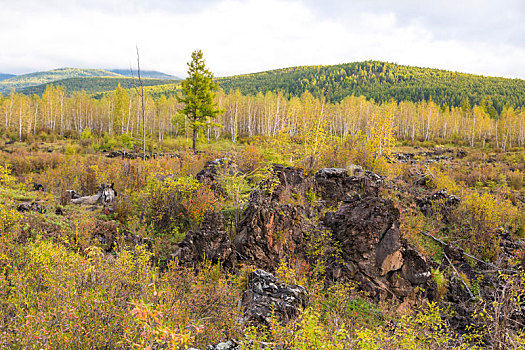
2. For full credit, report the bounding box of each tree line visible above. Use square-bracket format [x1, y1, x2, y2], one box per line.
[1, 83, 524, 150]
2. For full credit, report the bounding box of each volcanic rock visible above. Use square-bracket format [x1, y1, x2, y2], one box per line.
[17, 201, 46, 213]
[241, 269, 308, 326]
[172, 211, 236, 269]
[180, 163, 435, 303]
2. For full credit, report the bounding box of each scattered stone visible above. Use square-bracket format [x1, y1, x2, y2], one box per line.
[204, 340, 239, 350]
[189, 340, 275, 350]
[415, 188, 460, 221]
[126, 232, 154, 250]
[390, 148, 459, 164]
[32, 182, 44, 191]
[456, 150, 467, 158]
[241, 269, 308, 326]
[395, 153, 415, 163]
[55, 206, 64, 215]
[17, 201, 46, 213]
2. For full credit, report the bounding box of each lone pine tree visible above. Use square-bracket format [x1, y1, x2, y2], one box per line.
[177, 50, 222, 153]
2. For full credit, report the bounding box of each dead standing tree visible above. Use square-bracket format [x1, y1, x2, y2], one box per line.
[132, 46, 147, 161]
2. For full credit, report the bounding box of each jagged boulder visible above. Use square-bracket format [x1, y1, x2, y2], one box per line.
[196, 158, 243, 196]
[241, 269, 308, 326]
[234, 165, 314, 271]
[314, 167, 383, 205]
[172, 211, 236, 269]
[323, 194, 433, 300]
[233, 165, 386, 271]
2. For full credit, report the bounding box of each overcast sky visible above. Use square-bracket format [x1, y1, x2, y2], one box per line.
[1, 0, 524, 79]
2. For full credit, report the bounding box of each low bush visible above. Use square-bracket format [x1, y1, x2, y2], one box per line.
[135, 174, 219, 235]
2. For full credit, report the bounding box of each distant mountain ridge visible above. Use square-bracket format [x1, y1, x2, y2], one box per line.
[217, 61, 525, 112]
[0, 68, 180, 94]
[108, 69, 180, 80]
[0, 73, 16, 82]
[0, 68, 121, 94]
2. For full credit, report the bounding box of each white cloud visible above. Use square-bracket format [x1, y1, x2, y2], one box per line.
[0, 0, 524, 79]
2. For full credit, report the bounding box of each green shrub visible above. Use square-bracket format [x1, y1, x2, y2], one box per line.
[137, 174, 219, 235]
[453, 191, 524, 261]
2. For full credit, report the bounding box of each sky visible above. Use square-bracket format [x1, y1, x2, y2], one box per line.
[1, 0, 524, 79]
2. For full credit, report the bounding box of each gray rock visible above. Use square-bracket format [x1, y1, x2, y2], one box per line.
[242, 269, 308, 326]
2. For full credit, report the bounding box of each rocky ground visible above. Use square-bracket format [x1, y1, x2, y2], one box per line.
[8, 146, 525, 348]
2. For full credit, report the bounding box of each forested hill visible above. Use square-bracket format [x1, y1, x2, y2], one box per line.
[20, 77, 178, 96]
[0, 68, 180, 95]
[0, 68, 122, 94]
[217, 61, 525, 113]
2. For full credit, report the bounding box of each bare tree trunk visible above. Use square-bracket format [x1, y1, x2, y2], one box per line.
[33, 103, 38, 134]
[19, 107, 22, 141]
[60, 93, 64, 136]
[126, 97, 132, 133]
[135, 46, 147, 161]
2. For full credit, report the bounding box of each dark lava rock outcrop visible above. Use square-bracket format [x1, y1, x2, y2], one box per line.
[233, 165, 314, 270]
[172, 211, 236, 269]
[233, 165, 386, 271]
[174, 163, 435, 302]
[323, 195, 433, 300]
[314, 167, 383, 205]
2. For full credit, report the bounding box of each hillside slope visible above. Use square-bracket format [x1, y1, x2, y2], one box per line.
[0, 68, 122, 94]
[217, 61, 525, 112]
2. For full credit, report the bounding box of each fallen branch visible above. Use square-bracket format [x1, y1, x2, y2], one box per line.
[443, 252, 475, 300]
[423, 164, 435, 180]
[421, 231, 517, 273]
